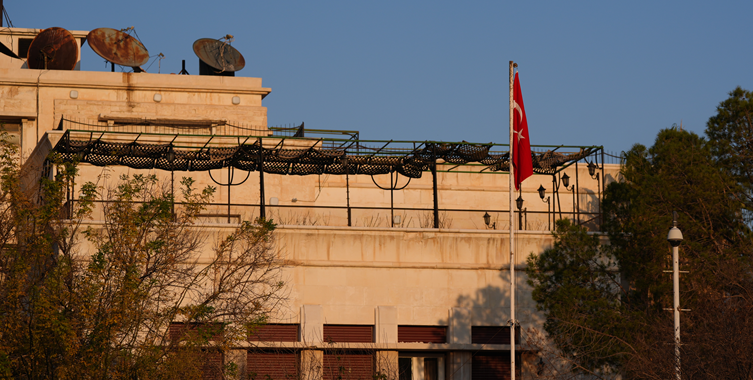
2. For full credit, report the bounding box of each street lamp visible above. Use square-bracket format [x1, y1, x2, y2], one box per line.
[587, 161, 597, 177]
[538, 185, 551, 230]
[667, 212, 683, 380]
[516, 194, 525, 230]
[561, 173, 576, 224]
[483, 211, 495, 230]
[166, 146, 176, 163]
[588, 161, 601, 227]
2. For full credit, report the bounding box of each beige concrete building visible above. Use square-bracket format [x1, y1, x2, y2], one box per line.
[3, 26, 619, 380]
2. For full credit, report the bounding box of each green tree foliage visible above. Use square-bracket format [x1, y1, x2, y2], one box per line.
[706, 87, 753, 209]
[528, 122, 753, 378]
[605, 129, 749, 306]
[526, 219, 636, 375]
[0, 136, 285, 379]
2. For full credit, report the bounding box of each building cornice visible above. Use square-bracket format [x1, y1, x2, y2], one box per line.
[0, 69, 271, 96]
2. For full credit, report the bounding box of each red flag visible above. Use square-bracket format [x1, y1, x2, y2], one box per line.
[513, 72, 533, 190]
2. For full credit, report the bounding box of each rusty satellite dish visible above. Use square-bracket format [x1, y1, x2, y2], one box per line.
[87, 27, 149, 68]
[193, 37, 245, 74]
[26, 27, 79, 70]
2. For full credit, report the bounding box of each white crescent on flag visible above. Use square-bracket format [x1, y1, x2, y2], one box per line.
[513, 100, 524, 121]
[513, 100, 525, 143]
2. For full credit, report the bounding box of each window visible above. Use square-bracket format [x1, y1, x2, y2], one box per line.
[200, 350, 224, 380]
[248, 323, 298, 342]
[248, 351, 298, 380]
[471, 326, 519, 345]
[472, 353, 511, 380]
[168, 322, 224, 342]
[323, 351, 373, 380]
[323, 325, 373, 343]
[398, 354, 445, 380]
[398, 326, 447, 343]
[18, 38, 32, 59]
[0, 122, 21, 146]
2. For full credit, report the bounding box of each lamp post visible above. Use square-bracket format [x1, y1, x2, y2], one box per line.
[516, 194, 525, 230]
[587, 161, 597, 177]
[561, 173, 576, 224]
[588, 161, 601, 227]
[538, 185, 550, 231]
[667, 212, 683, 380]
[483, 211, 495, 230]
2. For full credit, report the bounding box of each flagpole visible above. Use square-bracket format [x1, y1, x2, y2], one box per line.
[509, 60, 517, 380]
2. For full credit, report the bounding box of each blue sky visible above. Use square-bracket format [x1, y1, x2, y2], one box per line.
[11, 1, 753, 154]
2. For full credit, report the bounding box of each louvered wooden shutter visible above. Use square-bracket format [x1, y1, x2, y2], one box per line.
[323, 325, 373, 343]
[169, 322, 224, 342]
[249, 324, 299, 342]
[397, 326, 447, 343]
[323, 352, 374, 380]
[472, 353, 511, 380]
[201, 350, 224, 380]
[471, 326, 519, 345]
[247, 352, 298, 380]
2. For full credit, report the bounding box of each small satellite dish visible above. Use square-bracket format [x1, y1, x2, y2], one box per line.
[87, 27, 149, 69]
[26, 27, 79, 70]
[193, 36, 245, 75]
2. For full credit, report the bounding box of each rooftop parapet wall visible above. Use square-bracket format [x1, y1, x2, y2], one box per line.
[0, 68, 270, 158]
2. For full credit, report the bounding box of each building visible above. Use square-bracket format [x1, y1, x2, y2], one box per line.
[1, 26, 618, 380]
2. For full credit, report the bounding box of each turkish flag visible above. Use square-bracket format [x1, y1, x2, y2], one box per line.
[513, 72, 533, 190]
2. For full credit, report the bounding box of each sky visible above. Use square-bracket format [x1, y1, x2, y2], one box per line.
[9, 1, 753, 155]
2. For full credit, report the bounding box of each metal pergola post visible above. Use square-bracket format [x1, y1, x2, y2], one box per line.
[346, 159, 351, 227]
[575, 161, 580, 225]
[432, 161, 439, 229]
[258, 138, 265, 219]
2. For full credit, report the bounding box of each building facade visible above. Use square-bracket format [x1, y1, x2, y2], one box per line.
[1, 26, 618, 380]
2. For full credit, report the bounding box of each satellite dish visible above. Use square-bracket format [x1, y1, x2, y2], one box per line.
[193, 36, 245, 74]
[87, 27, 149, 69]
[26, 27, 79, 70]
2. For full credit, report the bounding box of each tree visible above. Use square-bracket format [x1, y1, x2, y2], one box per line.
[526, 219, 630, 379]
[527, 126, 753, 379]
[0, 135, 285, 379]
[706, 87, 753, 212]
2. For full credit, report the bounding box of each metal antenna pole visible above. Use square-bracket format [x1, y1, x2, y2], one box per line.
[508, 60, 517, 380]
[673, 238, 680, 380]
[667, 211, 683, 380]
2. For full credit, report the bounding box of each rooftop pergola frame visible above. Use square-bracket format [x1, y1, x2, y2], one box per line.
[50, 121, 605, 230]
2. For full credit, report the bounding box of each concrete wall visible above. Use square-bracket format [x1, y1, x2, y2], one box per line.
[276, 225, 548, 329]
[0, 67, 270, 159]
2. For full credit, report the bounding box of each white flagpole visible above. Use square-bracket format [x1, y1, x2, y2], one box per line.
[509, 60, 517, 380]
